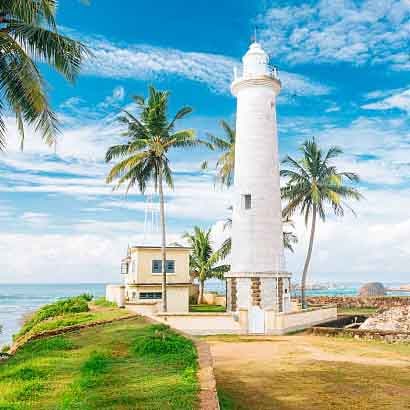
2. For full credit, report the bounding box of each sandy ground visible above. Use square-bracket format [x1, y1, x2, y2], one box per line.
[208, 335, 410, 410]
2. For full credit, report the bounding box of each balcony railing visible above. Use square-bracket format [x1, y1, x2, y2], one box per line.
[233, 65, 280, 81]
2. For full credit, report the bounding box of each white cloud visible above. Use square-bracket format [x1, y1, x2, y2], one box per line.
[257, 0, 410, 69]
[74, 32, 331, 97]
[362, 88, 410, 112]
[287, 188, 410, 282]
[21, 212, 49, 227]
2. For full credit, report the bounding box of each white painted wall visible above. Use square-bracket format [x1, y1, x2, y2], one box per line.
[230, 43, 284, 275]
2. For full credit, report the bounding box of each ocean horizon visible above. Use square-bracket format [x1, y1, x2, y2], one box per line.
[1, 281, 408, 347]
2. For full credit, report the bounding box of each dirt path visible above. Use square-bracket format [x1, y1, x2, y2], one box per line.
[208, 335, 410, 410]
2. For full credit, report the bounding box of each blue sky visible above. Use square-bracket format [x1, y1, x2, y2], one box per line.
[1, 0, 410, 283]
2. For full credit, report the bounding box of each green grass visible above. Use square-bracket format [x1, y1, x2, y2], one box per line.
[190, 304, 226, 313]
[14, 295, 91, 340]
[93, 297, 117, 308]
[12, 296, 133, 347]
[0, 318, 199, 409]
[338, 307, 378, 316]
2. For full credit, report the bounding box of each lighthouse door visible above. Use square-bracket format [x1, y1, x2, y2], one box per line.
[248, 305, 265, 334]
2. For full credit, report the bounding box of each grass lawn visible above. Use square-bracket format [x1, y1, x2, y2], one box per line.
[208, 334, 410, 410]
[0, 318, 199, 409]
[190, 304, 226, 313]
[338, 307, 379, 316]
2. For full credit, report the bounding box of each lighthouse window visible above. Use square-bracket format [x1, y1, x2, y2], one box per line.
[243, 194, 252, 209]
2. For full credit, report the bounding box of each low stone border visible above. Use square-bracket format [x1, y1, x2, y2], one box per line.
[307, 296, 410, 310]
[309, 326, 410, 343]
[192, 338, 220, 410]
[8, 313, 139, 355]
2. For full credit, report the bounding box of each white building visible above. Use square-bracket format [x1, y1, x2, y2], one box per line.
[226, 42, 296, 333]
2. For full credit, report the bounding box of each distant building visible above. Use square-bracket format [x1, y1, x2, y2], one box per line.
[359, 282, 386, 297]
[107, 244, 192, 313]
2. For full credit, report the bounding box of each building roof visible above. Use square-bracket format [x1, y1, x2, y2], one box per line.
[130, 244, 191, 250]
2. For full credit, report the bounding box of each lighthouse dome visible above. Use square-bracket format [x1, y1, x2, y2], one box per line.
[242, 42, 270, 77]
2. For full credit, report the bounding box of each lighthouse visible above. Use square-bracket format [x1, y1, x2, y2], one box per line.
[226, 41, 292, 334]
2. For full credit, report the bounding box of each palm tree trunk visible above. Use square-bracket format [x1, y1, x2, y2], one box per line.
[198, 279, 204, 304]
[301, 204, 317, 309]
[158, 169, 167, 313]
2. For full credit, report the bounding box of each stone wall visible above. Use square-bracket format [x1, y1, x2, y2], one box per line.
[309, 326, 410, 343]
[307, 296, 410, 309]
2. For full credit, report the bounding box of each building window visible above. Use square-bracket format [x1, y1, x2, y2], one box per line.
[166, 260, 175, 273]
[152, 260, 162, 273]
[242, 194, 251, 209]
[140, 292, 162, 300]
[152, 260, 175, 273]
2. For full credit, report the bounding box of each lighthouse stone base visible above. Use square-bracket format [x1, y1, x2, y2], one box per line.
[225, 271, 298, 334]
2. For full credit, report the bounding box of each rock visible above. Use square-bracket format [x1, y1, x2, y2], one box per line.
[359, 282, 386, 297]
[360, 306, 410, 333]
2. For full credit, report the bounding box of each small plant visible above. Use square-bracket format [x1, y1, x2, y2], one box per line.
[1, 344, 10, 353]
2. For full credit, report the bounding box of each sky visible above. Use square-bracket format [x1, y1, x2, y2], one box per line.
[1, 0, 410, 284]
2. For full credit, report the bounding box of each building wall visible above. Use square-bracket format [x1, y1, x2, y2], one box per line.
[130, 247, 190, 284]
[155, 312, 243, 335]
[126, 284, 189, 313]
[266, 306, 337, 334]
[230, 81, 284, 274]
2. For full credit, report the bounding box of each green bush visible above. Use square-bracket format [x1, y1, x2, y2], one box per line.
[15, 296, 90, 339]
[1, 344, 9, 353]
[78, 293, 93, 302]
[132, 325, 197, 366]
[93, 297, 117, 308]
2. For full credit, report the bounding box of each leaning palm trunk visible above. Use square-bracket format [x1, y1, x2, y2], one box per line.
[301, 204, 317, 309]
[158, 169, 167, 312]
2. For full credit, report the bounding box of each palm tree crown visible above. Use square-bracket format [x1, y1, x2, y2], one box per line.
[281, 139, 362, 222]
[203, 120, 235, 187]
[0, 0, 88, 149]
[106, 86, 202, 312]
[281, 138, 362, 308]
[183, 226, 229, 304]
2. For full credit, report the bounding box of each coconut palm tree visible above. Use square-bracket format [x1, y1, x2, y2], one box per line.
[281, 138, 362, 308]
[0, 0, 88, 149]
[201, 120, 235, 187]
[106, 86, 202, 312]
[183, 226, 229, 304]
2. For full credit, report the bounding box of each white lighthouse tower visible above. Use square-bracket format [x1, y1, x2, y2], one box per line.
[226, 41, 292, 334]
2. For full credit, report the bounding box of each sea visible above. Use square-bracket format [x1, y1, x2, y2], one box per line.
[0, 282, 408, 348]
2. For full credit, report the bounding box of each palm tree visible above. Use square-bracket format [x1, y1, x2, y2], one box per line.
[106, 86, 202, 312]
[183, 226, 229, 304]
[281, 138, 362, 308]
[202, 120, 235, 187]
[0, 0, 88, 150]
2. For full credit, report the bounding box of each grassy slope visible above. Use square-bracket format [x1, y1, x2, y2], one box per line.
[209, 335, 410, 410]
[0, 318, 198, 410]
[13, 302, 132, 346]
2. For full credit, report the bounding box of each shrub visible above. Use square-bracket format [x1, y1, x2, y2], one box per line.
[93, 297, 117, 308]
[15, 296, 90, 339]
[78, 293, 93, 302]
[132, 325, 197, 366]
[1, 344, 9, 353]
